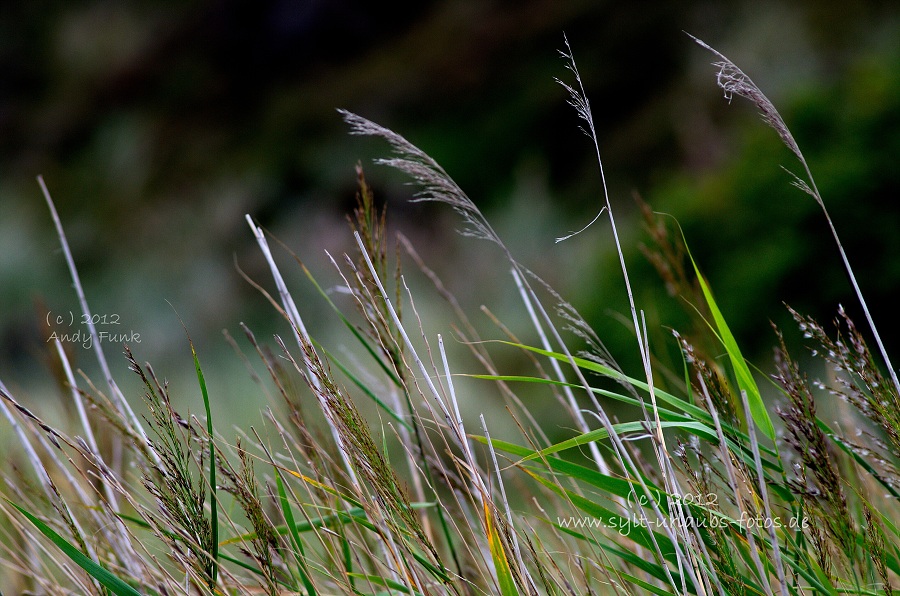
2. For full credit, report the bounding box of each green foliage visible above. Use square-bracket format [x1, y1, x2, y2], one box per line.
[1, 36, 898, 596]
[4, 500, 142, 596]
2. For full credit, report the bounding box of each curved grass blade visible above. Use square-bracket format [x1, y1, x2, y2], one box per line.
[188, 337, 219, 586]
[524, 469, 677, 563]
[556, 524, 689, 592]
[275, 468, 317, 596]
[682, 243, 776, 441]
[116, 511, 318, 591]
[492, 341, 710, 418]
[516, 419, 720, 463]
[347, 573, 422, 596]
[480, 346, 780, 466]
[467, 373, 692, 423]
[616, 569, 681, 596]
[476, 435, 743, 536]
[6, 500, 142, 596]
[346, 573, 425, 595]
[485, 501, 520, 596]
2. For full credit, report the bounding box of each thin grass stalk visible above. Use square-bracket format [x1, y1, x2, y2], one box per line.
[510, 267, 609, 476]
[420, 321, 490, 510]
[520, 279, 700, 593]
[689, 35, 900, 399]
[263, 421, 343, 591]
[270, 334, 409, 588]
[555, 38, 670, 472]
[0, 382, 100, 548]
[384, 383, 431, 529]
[437, 336, 477, 463]
[699, 376, 774, 596]
[53, 340, 100, 465]
[739, 389, 789, 596]
[434, 331, 502, 576]
[355, 232, 507, 586]
[556, 58, 702, 588]
[36, 176, 155, 467]
[54, 339, 142, 576]
[353, 233, 469, 464]
[681, 512, 726, 596]
[330, 249, 462, 583]
[399, 234, 551, 448]
[481, 413, 538, 594]
[0, 383, 57, 504]
[636, 317, 707, 589]
[34, 433, 138, 581]
[0, 401, 105, 591]
[558, 38, 711, 589]
[245, 215, 359, 489]
[327, 250, 465, 583]
[511, 268, 651, 585]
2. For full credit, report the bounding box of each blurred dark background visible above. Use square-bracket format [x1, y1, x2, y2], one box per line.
[1, 1, 898, 425]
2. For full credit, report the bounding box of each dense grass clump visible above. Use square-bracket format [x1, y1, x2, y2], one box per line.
[0, 36, 897, 595]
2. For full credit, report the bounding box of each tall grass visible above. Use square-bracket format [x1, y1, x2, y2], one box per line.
[0, 36, 896, 595]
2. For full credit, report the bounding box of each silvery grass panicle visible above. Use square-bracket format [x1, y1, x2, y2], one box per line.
[339, 109, 504, 251]
[691, 34, 900, 400]
[689, 36, 802, 163]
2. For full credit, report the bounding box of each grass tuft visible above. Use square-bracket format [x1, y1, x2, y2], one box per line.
[0, 34, 896, 596]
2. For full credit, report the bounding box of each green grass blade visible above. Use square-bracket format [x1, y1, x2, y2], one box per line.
[524, 470, 677, 563]
[473, 435, 660, 497]
[341, 524, 355, 592]
[6, 500, 142, 596]
[783, 553, 838, 596]
[484, 501, 520, 596]
[479, 435, 750, 554]
[615, 570, 680, 596]
[275, 468, 317, 596]
[467, 373, 692, 424]
[478, 348, 781, 467]
[516, 419, 719, 462]
[346, 573, 424, 595]
[554, 524, 694, 593]
[189, 338, 219, 586]
[220, 502, 435, 545]
[484, 344, 774, 451]
[682, 245, 775, 441]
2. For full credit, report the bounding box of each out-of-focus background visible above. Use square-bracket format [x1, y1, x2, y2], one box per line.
[1, 1, 898, 431]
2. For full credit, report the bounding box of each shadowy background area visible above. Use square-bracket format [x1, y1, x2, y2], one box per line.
[1, 1, 898, 429]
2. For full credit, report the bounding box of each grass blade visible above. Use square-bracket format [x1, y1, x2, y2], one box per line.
[484, 501, 521, 596]
[275, 467, 317, 595]
[682, 243, 776, 440]
[6, 499, 142, 596]
[189, 336, 219, 586]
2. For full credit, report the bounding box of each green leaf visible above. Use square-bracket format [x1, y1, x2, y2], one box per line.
[189, 337, 219, 586]
[484, 501, 520, 596]
[684, 246, 775, 441]
[346, 573, 424, 595]
[275, 468, 317, 595]
[6, 499, 142, 596]
[516, 419, 719, 463]
[554, 524, 688, 591]
[468, 369, 782, 471]
[525, 470, 677, 563]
